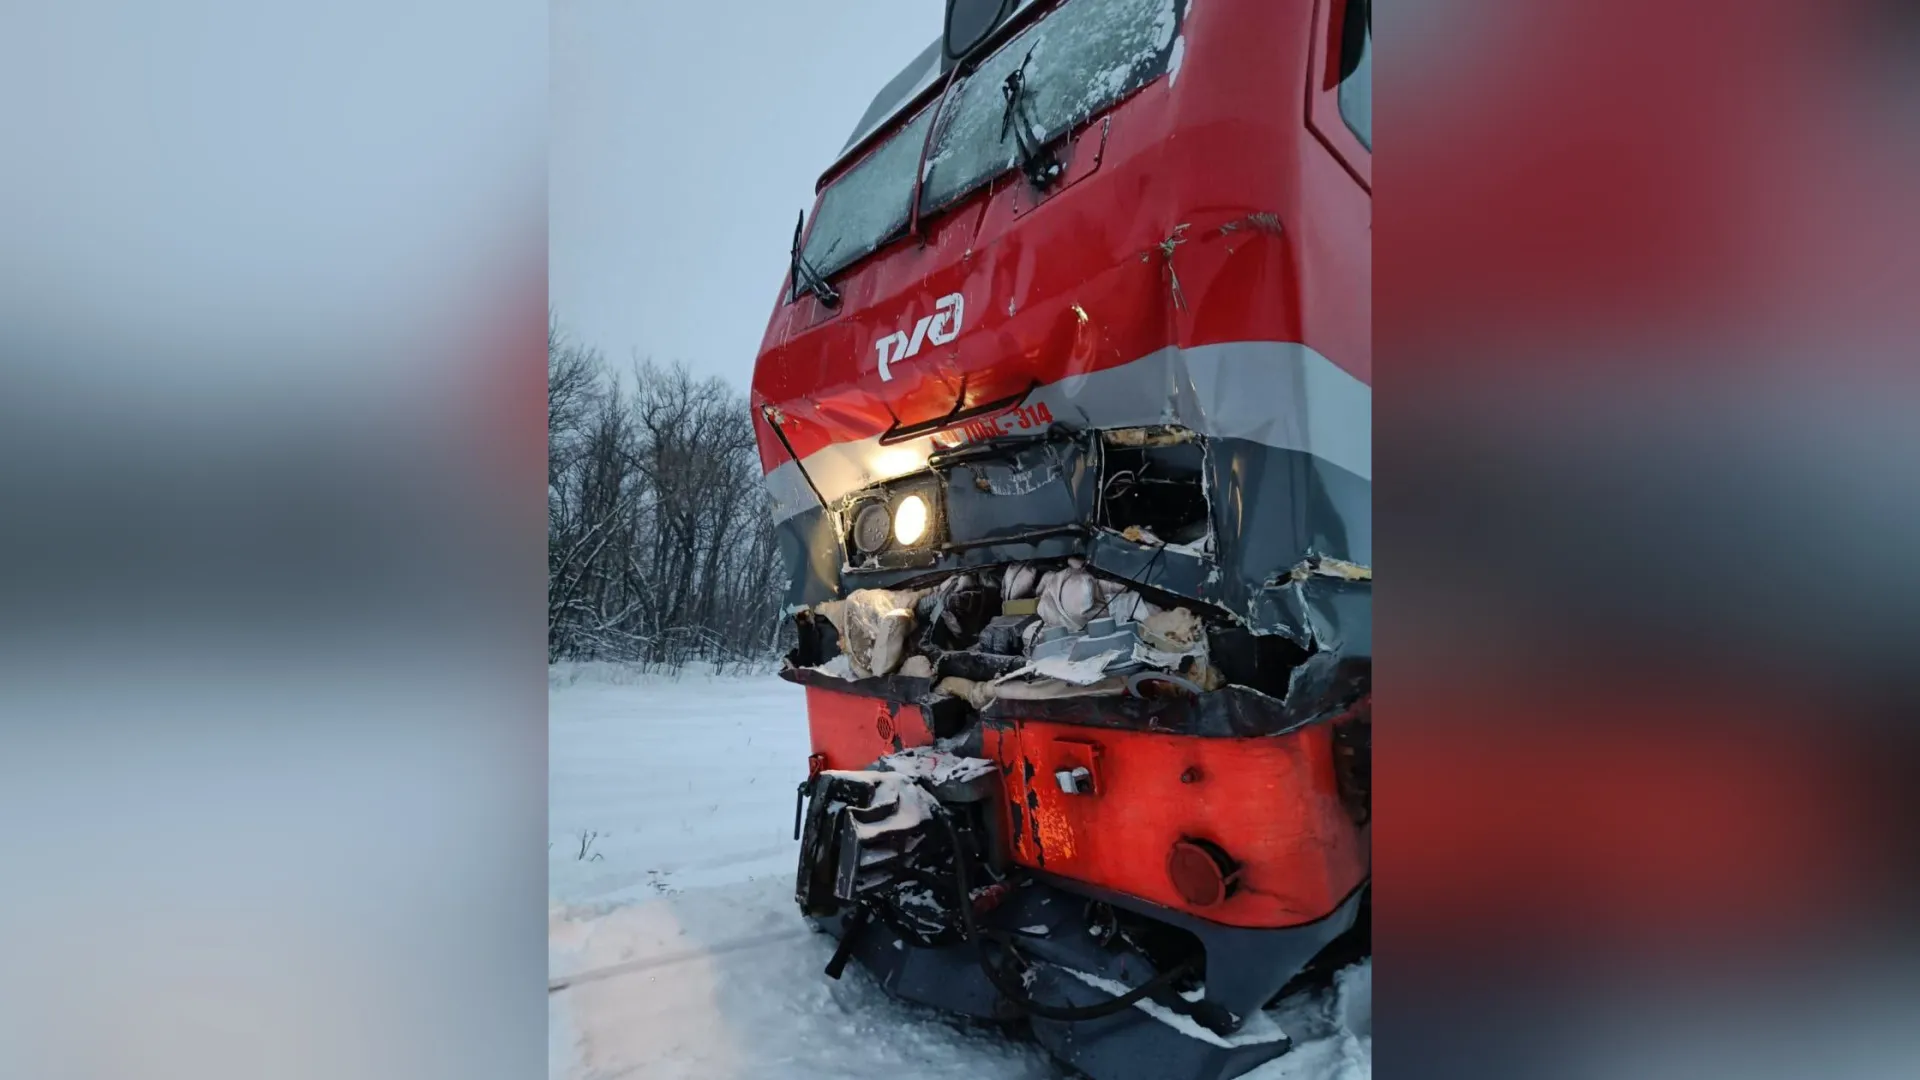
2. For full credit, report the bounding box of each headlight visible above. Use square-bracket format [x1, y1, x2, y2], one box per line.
[892, 493, 930, 546]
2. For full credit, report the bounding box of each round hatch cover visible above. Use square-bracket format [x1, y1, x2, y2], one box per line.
[1167, 838, 1240, 908]
[851, 502, 892, 554]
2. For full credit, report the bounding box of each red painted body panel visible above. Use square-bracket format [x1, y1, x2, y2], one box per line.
[807, 681, 1368, 930]
[985, 716, 1368, 930]
[752, 0, 1370, 471]
[804, 686, 934, 770]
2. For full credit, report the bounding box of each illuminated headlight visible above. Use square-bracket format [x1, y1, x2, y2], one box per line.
[845, 487, 939, 560]
[892, 493, 930, 546]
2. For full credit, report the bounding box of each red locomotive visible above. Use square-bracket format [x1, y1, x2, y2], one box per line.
[753, 2, 1370, 1076]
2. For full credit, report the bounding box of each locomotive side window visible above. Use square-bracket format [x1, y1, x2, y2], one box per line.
[920, 0, 1184, 213]
[1337, 0, 1371, 150]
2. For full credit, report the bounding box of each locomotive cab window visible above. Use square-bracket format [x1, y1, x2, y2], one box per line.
[794, 0, 1183, 300]
[921, 0, 1185, 213]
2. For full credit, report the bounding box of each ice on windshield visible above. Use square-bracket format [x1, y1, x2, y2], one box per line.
[921, 0, 1181, 213]
[800, 106, 936, 286]
[797, 0, 1180, 295]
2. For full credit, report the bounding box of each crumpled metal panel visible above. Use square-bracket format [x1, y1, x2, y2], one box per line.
[940, 438, 1095, 546]
[779, 433, 1370, 663]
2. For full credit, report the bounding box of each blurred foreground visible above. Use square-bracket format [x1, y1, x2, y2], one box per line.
[1379, 0, 1920, 1076]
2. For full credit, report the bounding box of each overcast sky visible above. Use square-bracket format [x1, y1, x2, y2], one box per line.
[551, 0, 941, 390]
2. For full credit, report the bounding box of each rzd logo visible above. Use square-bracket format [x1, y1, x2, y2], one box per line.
[875, 293, 964, 382]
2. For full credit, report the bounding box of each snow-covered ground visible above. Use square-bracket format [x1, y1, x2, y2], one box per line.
[548, 663, 1370, 1079]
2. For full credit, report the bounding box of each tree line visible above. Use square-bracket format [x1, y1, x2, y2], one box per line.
[548, 318, 789, 668]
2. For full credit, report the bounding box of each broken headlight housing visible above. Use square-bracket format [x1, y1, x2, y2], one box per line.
[842, 477, 945, 567]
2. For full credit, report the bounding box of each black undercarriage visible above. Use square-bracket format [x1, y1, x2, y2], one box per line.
[794, 766, 1369, 1080]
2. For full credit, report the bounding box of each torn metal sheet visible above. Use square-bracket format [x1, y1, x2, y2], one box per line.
[779, 431, 1369, 664]
[1103, 425, 1197, 448]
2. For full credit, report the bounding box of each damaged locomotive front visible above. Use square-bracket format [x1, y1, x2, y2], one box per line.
[790, 419, 1369, 723]
[751, 0, 1371, 1076]
[777, 417, 1371, 1080]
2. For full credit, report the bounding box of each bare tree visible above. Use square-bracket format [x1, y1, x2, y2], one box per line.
[548, 319, 788, 668]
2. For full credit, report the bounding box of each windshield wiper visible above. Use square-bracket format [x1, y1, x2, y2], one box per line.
[789, 210, 842, 308]
[1000, 48, 1062, 189]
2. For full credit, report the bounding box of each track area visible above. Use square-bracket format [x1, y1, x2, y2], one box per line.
[547, 664, 1368, 1079]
